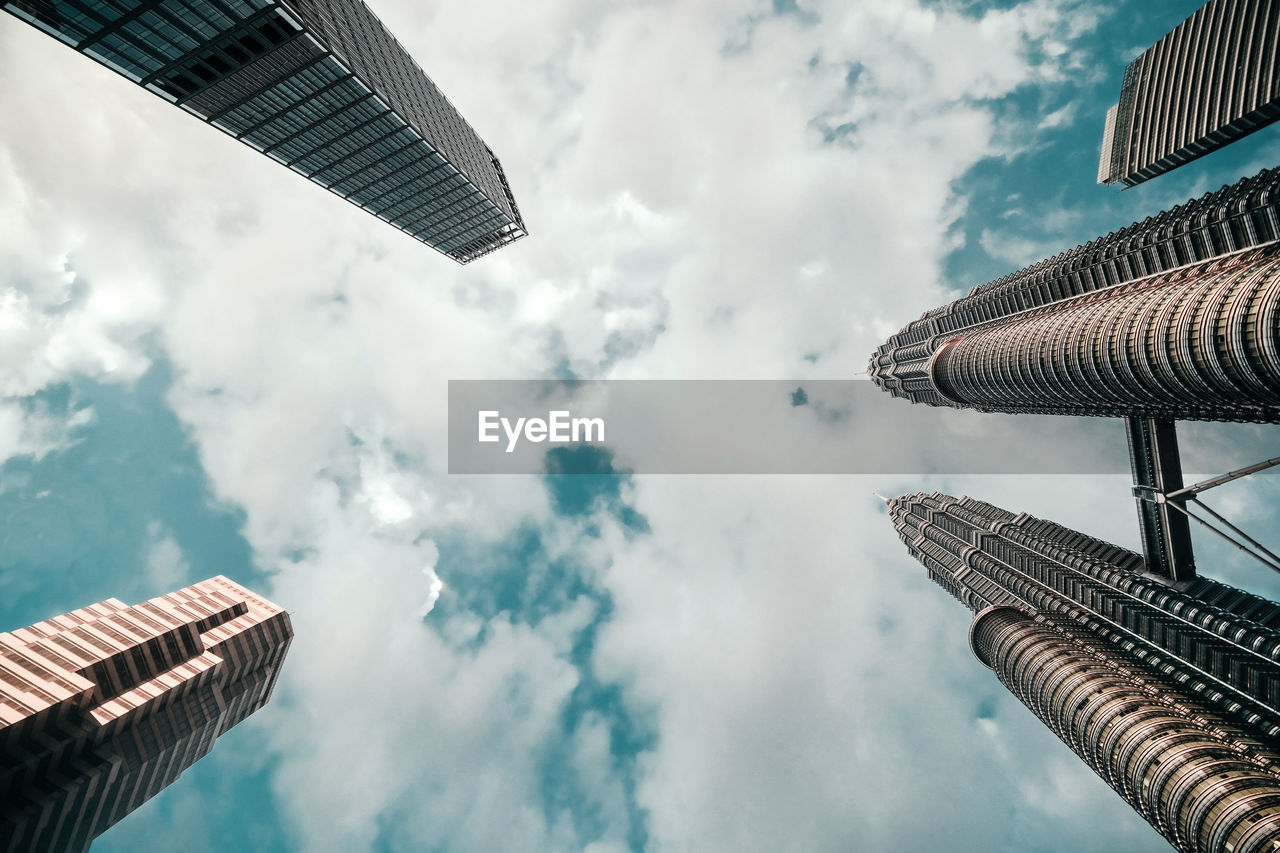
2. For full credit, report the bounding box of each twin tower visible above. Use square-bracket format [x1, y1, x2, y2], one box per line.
[871, 2, 1280, 851]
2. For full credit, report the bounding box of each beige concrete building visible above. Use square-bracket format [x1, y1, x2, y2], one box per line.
[0, 577, 293, 853]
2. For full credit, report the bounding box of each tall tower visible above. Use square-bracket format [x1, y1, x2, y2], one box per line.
[874, 8, 1280, 850]
[927, 245, 1280, 421]
[868, 168, 1280, 582]
[1098, 0, 1280, 188]
[887, 492, 1280, 853]
[0, 576, 293, 853]
[2, 0, 527, 263]
[868, 167, 1280, 421]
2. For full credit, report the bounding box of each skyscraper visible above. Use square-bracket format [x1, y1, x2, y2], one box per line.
[0, 576, 293, 853]
[887, 492, 1280, 853]
[867, 169, 1280, 581]
[927, 245, 1280, 421]
[1098, 0, 1280, 188]
[1, 0, 526, 263]
[874, 7, 1280, 849]
[868, 167, 1280, 420]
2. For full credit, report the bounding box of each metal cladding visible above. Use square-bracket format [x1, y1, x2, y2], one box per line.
[0, 577, 293, 853]
[868, 167, 1280, 422]
[888, 492, 1280, 736]
[1, 0, 526, 263]
[1098, 0, 1280, 187]
[930, 246, 1280, 420]
[971, 607, 1280, 853]
[890, 492, 1280, 852]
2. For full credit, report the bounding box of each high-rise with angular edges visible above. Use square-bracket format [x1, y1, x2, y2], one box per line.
[1098, 0, 1280, 187]
[0, 577, 293, 853]
[887, 492, 1280, 853]
[1, 0, 526, 263]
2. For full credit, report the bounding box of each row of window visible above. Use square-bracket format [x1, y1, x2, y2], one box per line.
[880, 168, 1280, 367]
[215, 56, 348, 132]
[241, 76, 367, 145]
[906, 494, 1280, 718]
[155, 10, 298, 99]
[68, 0, 269, 82]
[1125, 0, 1280, 169]
[283, 0, 508, 212]
[44, 0, 527, 260]
[932, 251, 1280, 419]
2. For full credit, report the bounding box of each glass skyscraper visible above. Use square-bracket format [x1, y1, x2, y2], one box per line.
[874, 10, 1280, 843]
[2, 0, 527, 263]
[866, 167, 1280, 584]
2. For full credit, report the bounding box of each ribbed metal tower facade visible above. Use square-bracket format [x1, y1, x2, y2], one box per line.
[888, 492, 1280, 853]
[869, 168, 1280, 422]
[930, 245, 1280, 420]
[1098, 0, 1280, 187]
[972, 607, 1280, 853]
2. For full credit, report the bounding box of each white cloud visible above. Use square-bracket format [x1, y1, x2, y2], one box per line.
[0, 397, 93, 468]
[143, 521, 191, 591]
[979, 226, 1055, 268]
[588, 475, 1162, 852]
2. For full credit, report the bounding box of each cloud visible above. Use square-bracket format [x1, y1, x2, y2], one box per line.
[588, 475, 1164, 852]
[144, 521, 192, 590]
[0, 396, 93, 467]
[978, 226, 1053, 268]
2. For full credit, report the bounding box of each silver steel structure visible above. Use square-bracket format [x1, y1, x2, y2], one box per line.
[971, 607, 1280, 853]
[888, 492, 1280, 735]
[928, 245, 1280, 422]
[867, 170, 1280, 583]
[889, 492, 1280, 853]
[1098, 0, 1280, 188]
[868, 167, 1280, 416]
[2, 0, 527, 263]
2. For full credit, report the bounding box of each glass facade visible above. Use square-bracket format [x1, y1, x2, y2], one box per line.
[890, 491, 1280, 736]
[926, 246, 1280, 422]
[970, 607, 1280, 853]
[3, 0, 527, 263]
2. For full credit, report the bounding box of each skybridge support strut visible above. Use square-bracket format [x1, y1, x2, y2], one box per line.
[1125, 417, 1197, 582]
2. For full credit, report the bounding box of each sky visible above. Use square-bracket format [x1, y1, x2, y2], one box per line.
[1, 0, 1279, 851]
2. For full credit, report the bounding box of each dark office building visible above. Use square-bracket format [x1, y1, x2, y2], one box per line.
[888, 492, 1280, 853]
[0, 577, 293, 853]
[868, 168, 1280, 422]
[2, 0, 527, 262]
[1098, 0, 1280, 187]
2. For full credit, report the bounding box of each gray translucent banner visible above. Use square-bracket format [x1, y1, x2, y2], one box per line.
[447, 380, 1279, 475]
